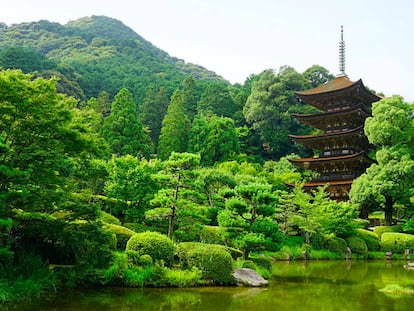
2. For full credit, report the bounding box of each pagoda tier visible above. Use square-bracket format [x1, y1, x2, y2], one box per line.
[289, 125, 368, 155]
[289, 75, 380, 201]
[295, 76, 381, 112]
[291, 104, 370, 132]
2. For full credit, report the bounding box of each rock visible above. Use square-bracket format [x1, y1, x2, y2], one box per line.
[232, 268, 268, 287]
[404, 262, 414, 270]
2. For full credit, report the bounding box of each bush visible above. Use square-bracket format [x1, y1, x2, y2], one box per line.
[373, 226, 400, 238]
[104, 223, 136, 250]
[125, 250, 152, 266]
[126, 231, 175, 266]
[346, 236, 368, 257]
[380, 232, 414, 253]
[199, 225, 227, 245]
[323, 236, 347, 256]
[176, 242, 234, 285]
[99, 211, 121, 225]
[356, 229, 380, 251]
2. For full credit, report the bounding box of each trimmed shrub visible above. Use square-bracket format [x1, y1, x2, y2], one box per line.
[176, 242, 234, 285]
[99, 211, 121, 225]
[324, 236, 347, 256]
[126, 231, 175, 266]
[373, 226, 400, 239]
[380, 232, 414, 253]
[346, 236, 368, 257]
[104, 223, 136, 250]
[199, 225, 227, 245]
[356, 229, 380, 251]
[310, 233, 324, 250]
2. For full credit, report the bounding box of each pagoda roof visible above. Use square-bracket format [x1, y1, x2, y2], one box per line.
[302, 180, 353, 187]
[289, 125, 365, 150]
[295, 76, 381, 109]
[288, 151, 374, 170]
[292, 105, 370, 130]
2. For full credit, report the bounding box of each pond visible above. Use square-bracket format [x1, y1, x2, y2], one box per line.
[12, 260, 414, 311]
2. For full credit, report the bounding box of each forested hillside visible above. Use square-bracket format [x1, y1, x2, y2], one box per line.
[2, 15, 414, 305]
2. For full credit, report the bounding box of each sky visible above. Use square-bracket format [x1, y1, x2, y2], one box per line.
[3, 0, 414, 101]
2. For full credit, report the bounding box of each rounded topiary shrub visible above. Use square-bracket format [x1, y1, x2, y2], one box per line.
[356, 229, 380, 251]
[346, 236, 368, 257]
[199, 225, 227, 245]
[126, 231, 175, 266]
[373, 226, 400, 239]
[177, 242, 234, 285]
[380, 232, 414, 253]
[105, 223, 136, 250]
[324, 236, 347, 256]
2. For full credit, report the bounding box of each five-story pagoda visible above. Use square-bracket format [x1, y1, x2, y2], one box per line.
[289, 27, 381, 200]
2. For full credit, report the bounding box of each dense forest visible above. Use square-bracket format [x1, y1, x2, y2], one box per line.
[1, 16, 414, 303]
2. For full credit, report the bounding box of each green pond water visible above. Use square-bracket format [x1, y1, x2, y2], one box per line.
[12, 261, 414, 311]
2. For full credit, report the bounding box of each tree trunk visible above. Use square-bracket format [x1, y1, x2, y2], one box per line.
[384, 195, 393, 226]
[168, 174, 181, 239]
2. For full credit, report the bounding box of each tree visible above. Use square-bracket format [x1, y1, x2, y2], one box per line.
[146, 152, 205, 239]
[101, 88, 153, 158]
[189, 114, 240, 166]
[302, 65, 334, 88]
[350, 96, 414, 225]
[104, 155, 160, 222]
[158, 90, 191, 160]
[197, 82, 237, 117]
[218, 181, 281, 258]
[243, 67, 313, 159]
[140, 87, 170, 150]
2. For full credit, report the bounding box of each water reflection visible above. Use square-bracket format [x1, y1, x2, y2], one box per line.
[13, 261, 414, 311]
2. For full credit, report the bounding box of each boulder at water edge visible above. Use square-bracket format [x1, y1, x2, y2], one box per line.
[232, 268, 268, 287]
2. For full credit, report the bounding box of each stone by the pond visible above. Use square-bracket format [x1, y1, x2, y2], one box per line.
[232, 268, 269, 287]
[404, 262, 414, 270]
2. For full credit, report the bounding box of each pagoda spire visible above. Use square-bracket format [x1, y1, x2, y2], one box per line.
[338, 25, 347, 77]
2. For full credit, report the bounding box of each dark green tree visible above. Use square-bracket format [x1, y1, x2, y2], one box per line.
[158, 90, 190, 160]
[243, 67, 313, 159]
[197, 82, 237, 117]
[140, 87, 170, 150]
[302, 65, 334, 88]
[189, 114, 240, 166]
[101, 88, 153, 158]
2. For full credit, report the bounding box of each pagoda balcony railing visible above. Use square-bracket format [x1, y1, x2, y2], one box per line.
[321, 149, 359, 157]
[313, 172, 356, 182]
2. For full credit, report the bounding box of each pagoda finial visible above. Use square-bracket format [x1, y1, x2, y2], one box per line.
[338, 25, 347, 77]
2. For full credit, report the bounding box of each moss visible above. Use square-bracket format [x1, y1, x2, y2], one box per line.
[126, 231, 175, 266]
[380, 232, 414, 253]
[176, 242, 234, 285]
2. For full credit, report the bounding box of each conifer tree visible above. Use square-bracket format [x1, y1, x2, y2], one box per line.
[158, 90, 190, 160]
[101, 88, 153, 158]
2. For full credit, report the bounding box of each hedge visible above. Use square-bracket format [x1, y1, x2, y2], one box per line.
[323, 236, 347, 256]
[126, 232, 175, 266]
[380, 232, 414, 253]
[104, 223, 136, 250]
[176, 242, 234, 284]
[373, 226, 400, 238]
[346, 236, 368, 257]
[356, 229, 380, 251]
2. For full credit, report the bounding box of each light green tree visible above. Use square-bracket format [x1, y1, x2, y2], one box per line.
[350, 96, 414, 225]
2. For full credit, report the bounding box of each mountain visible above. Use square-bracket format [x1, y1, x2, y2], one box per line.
[0, 16, 225, 102]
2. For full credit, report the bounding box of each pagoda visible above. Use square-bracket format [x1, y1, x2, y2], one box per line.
[288, 27, 381, 200]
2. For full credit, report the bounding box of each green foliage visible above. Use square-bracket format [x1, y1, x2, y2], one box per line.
[323, 236, 347, 256]
[373, 225, 401, 238]
[101, 88, 153, 157]
[345, 236, 368, 258]
[176, 242, 234, 285]
[126, 231, 175, 266]
[199, 225, 228, 245]
[189, 114, 240, 166]
[99, 211, 121, 225]
[196, 81, 237, 117]
[356, 229, 380, 251]
[158, 90, 190, 160]
[164, 267, 202, 287]
[380, 232, 414, 253]
[104, 223, 136, 250]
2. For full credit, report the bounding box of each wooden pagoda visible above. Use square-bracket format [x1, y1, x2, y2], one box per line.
[288, 28, 381, 200]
